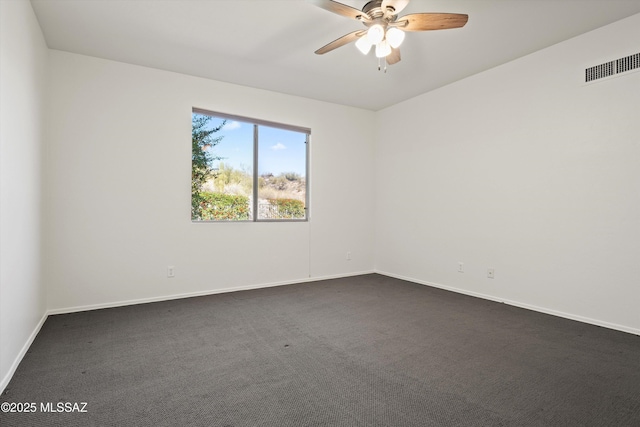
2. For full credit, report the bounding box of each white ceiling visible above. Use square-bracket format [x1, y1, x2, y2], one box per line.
[30, 0, 640, 111]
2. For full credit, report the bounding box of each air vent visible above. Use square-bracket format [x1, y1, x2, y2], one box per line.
[617, 52, 640, 74]
[585, 52, 640, 83]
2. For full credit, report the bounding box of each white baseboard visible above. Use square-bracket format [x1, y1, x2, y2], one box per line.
[2, 271, 375, 393]
[7, 268, 634, 396]
[376, 270, 640, 336]
[1, 312, 48, 394]
[46, 270, 376, 316]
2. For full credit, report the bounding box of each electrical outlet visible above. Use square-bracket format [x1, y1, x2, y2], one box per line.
[487, 268, 495, 279]
[167, 265, 175, 278]
[458, 262, 464, 273]
[346, 252, 352, 261]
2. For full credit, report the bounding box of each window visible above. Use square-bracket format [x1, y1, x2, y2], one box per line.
[191, 108, 309, 222]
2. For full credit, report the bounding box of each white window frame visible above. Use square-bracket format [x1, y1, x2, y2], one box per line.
[192, 107, 310, 222]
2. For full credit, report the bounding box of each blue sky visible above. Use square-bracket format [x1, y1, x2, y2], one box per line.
[201, 116, 307, 177]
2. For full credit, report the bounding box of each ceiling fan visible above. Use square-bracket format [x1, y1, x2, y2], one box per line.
[309, 0, 468, 70]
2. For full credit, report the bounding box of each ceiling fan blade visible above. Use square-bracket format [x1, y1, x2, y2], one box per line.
[381, 0, 410, 15]
[386, 47, 401, 65]
[315, 30, 364, 55]
[308, 0, 368, 21]
[396, 13, 469, 31]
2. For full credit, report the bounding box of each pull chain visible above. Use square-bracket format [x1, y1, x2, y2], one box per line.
[377, 57, 388, 72]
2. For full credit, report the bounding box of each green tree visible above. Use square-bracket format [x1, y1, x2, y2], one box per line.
[192, 114, 226, 220]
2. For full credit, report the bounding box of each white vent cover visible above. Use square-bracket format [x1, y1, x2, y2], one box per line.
[585, 52, 640, 82]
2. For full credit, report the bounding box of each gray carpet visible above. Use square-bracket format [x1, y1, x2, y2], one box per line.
[1, 274, 639, 426]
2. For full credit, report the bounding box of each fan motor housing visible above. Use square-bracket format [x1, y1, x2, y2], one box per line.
[362, 0, 398, 27]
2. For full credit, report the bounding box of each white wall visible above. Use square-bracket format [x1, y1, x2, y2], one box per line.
[375, 14, 640, 333]
[2, 2, 638, 395]
[44, 51, 376, 311]
[0, 0, 48, 389]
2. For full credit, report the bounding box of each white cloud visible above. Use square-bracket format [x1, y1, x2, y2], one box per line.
[225, 121, 241, 130]
[270, 142, 286, 151]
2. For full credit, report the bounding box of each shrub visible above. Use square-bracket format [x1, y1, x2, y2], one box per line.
[283, 172, 301, 182]
[270, 176, 288, 190]
[268, 198, 305, 219]
[215, 163, 252, 194]
[195, 192, 250, 221]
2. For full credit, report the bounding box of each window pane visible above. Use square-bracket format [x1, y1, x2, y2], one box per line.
[257, 126, 307, 220]
[192, 108, 309, 222]
[192, 113, 253, 221]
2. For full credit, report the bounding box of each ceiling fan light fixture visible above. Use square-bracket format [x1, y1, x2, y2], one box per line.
[375, 39, 391, 58]
[367, 24, 385, 44]
[386, 27, 405, 48]
[311, 0, 469, 72]
[355, 36, 372, 54]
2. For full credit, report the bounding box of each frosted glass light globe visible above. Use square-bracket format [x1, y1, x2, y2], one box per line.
[355, 36, 372, 55]
[367, 24, 385, 44]
[386, 27, 405, 49]
[375, 40, 391, 58]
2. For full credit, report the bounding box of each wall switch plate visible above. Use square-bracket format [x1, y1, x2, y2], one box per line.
[346, 252, 352, 261]
[167, 266, 175, 278]
[487, 268, 495, 279]
[458, 262, 464, 273]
